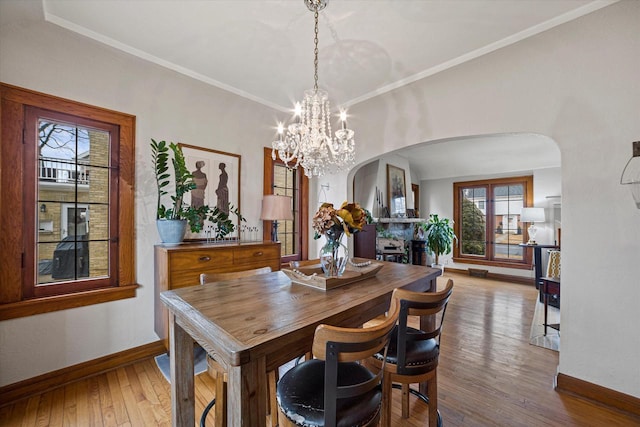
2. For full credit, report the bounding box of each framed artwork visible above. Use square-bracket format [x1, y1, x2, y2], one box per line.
[387, 164, 406, 217]
[178, 143, 241, 239]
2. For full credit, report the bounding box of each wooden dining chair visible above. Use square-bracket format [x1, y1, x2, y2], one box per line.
[367, 279, 453, 427]
[198, 266, 274, 427]
[276, 290, 401, 427]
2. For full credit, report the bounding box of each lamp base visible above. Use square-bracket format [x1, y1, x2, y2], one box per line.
[527, 224, 538, 247]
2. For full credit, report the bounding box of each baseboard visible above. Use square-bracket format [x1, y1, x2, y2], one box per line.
[0, 340, 166, 407]
[445, 267, 534, 285]
[556, 373, 640, 417]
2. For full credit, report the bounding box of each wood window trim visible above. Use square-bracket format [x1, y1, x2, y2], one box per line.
[411, 183, 420, 216]
[0, 83, 138, 320]
[452, 175, 533, 269]
[262, 147, 309, 263]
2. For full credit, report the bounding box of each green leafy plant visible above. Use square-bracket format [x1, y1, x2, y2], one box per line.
[418, 214, 457, 266]
[151, 139, 244, 237]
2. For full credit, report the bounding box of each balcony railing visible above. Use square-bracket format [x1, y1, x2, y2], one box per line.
[39, 157, 89, 185]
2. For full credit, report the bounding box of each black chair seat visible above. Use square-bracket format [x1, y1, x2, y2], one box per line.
[374, 326, 439, 372]
[277, 359, 382, 427]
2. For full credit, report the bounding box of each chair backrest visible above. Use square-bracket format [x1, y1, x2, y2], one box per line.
[199, 266, 272, 285]
[311, 291, 400, 427]
[546, 250, 561, 278]
[392, 279, 454, 376]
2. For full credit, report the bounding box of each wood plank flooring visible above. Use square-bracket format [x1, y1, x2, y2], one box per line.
[1, 272, 639, 426]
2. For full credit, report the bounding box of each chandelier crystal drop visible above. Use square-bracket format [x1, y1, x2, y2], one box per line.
[272, 0, 355, 178]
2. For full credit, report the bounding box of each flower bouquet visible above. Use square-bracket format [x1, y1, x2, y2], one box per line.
[312, 202, 366, 277]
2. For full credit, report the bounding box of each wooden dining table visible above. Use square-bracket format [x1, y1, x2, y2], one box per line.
[160, 261, 441, 427]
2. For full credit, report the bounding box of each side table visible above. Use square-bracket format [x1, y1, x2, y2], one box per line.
[541, 276, 560, 335]
[519, 243, 559, 301]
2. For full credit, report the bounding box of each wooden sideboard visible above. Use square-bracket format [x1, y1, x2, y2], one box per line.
[154, 241, 281, 349]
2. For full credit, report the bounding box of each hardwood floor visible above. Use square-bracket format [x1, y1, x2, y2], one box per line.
[1, 272, 638, 426]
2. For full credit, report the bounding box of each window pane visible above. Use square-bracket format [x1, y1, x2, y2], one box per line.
[493, 184, 524, 260]
[274, 164, 298, 258]
[36, 119, 111, 286]
[77, 166, 109, 204]
[460, 187, 486, 256]
[87, 204, 110, 240]
[37, 239, 90, 284]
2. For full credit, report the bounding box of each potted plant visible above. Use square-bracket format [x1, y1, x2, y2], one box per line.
[151, 139, 242, 243]
[417, 214, 457, 268]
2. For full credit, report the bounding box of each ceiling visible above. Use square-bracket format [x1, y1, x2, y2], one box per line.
[40, 0, 598, 179]
[43, 0, 610, 112]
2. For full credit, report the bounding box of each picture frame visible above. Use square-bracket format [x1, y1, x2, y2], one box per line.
[387, 164, 407, 217]
[178, 143, 241, 240]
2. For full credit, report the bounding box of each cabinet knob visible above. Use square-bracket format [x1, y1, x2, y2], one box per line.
[254, 251, 263, 257]
[199, 256, 211, 262]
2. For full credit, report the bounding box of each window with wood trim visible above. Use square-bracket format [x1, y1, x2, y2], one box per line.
[263, 148, 309, 264]
[453, 176, 533, 269]
[0, 84, 137, 320]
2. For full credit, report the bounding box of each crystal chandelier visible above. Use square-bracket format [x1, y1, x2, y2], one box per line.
[272, 0, 355, 178]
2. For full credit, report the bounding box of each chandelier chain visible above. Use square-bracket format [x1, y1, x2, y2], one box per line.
[313, 6, 319, 92]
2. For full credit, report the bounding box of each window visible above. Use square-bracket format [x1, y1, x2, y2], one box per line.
[453, 176, 533, 269]
[0, 83, 137, 320]
[263, 148, 309, 264]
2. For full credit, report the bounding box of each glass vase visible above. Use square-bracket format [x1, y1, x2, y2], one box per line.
[319, 228, 348, 277]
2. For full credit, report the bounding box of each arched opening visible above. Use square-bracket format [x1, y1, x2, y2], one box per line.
[350, 132, 561, 276]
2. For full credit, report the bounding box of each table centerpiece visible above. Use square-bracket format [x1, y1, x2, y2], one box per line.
[313, 201, 367, 277]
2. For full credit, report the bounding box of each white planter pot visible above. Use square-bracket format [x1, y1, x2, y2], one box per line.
[156, 219, 187, 244]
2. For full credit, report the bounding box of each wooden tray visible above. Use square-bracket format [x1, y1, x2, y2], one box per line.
[282, 258, 384, 291]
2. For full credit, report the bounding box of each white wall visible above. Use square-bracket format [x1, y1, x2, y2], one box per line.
[0, 1, 278, 386]
[347, 1, 640, 397]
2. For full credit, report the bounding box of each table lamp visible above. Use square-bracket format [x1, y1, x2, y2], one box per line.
[521, 207, 545, 245]
[260, 195, 293, 242]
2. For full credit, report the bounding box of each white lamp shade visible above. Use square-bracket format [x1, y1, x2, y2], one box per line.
[521, 207, 545, 223]
[260, 195, 294, 221]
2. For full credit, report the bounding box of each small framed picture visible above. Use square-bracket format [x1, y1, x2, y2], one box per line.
[387, 164, 407, 217]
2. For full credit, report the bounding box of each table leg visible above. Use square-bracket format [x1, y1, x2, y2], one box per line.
[543, 291, 549, 336]
[169, 314, 195, 427]
[226, 356, 268, 427]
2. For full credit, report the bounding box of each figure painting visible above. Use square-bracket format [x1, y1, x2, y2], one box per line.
[179, 143, 241, 239]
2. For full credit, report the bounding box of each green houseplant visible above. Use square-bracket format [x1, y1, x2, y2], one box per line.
[151, 139, 242, 243]
[418, 214, 457, 267]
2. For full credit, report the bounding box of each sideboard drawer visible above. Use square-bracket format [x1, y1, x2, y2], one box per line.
[234, 245, 280, 266]
[170, 249, 234, 272]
